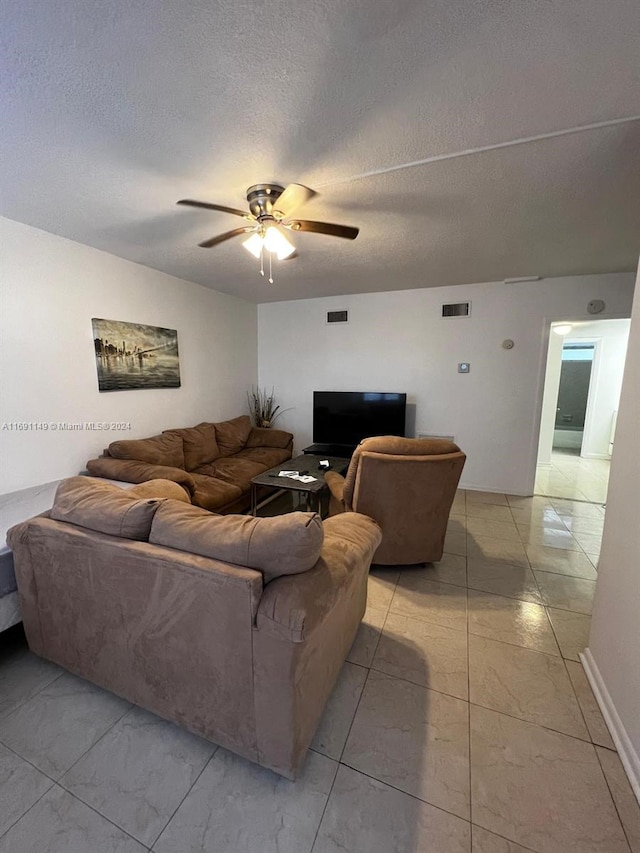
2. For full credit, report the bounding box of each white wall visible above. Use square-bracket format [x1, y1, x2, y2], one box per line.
[574, 320, 630, 458]
[0, 217, 257, 493]
[258, 273, 635, 495]
[584, 265, 640, 799]
[537, 330, 564, 465]
[538, 319, 630, 463]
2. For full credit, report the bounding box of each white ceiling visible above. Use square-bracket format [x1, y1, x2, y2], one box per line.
[2, 0, 639, 303]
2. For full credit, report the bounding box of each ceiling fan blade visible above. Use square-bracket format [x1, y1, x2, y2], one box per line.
[198, 227, 255, 248]
[177, 199, 254, 220]
[285, 219, 359, 240]
[272, 184, 316, 218]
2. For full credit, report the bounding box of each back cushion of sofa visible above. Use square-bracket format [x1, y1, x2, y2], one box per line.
[108, 432, 185, 469]
[214, 415, 252, 457]
[163, 423, 219, 471]
[150, 501, 323, 582]
[127, 479, 191, 503]
[50, 477, 163, 540]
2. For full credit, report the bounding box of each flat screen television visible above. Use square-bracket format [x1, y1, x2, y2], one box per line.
[313, 391, 406, 451]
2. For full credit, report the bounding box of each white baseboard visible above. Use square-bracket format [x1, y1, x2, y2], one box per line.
[461, 483, 530, 497]
[581, 648, 640, 804]
[580, 452, 612, 460]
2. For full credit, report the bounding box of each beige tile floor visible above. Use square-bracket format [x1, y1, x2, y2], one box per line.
[1, 488, 638, 852]
[339, 487, 637, 853]
[535, 449, 611, 504]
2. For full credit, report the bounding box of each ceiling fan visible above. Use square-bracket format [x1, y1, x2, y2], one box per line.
[177, 183, 359, 282]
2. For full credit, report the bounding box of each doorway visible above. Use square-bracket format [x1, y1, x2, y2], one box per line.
[553, 342, 595, 455]
[536, 318, 631, 502]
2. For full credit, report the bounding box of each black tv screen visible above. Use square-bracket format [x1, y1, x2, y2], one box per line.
[313, 391, 406, 447]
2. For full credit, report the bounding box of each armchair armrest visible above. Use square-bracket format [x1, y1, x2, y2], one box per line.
[256, 512, 382, 643]
[246, 427, 293, 450]
[85, 457, 197, 498]
[324, 471, 346, 504]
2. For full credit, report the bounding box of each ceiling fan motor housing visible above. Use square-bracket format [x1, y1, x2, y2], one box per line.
[246, 184, 285, 220]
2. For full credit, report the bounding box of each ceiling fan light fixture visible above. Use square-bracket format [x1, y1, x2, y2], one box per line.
[263, 225, 296, 260]
[178, 182, 357, 282]
[553, 323, 573, 336]
[242, 227, 295, 262]
[242, 232, 264, 259]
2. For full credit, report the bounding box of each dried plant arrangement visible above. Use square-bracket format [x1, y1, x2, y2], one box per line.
[247, 387, 289, 428]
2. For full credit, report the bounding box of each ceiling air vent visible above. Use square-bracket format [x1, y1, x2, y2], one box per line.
[326, 310, 348, 324]
[442, 302, 470, 318]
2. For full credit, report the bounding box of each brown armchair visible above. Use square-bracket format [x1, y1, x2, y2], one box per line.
[325, 436, 466, 565]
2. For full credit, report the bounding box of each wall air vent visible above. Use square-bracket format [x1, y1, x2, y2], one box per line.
[326, 310, 349, 324]
[418, 432, 456, 442]
[442, 302, 471, 318]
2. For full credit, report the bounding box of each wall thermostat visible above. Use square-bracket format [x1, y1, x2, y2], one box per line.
[587, 299, 605, 315]
[502, 339, 515, 350]
[458, 362, 470, 373]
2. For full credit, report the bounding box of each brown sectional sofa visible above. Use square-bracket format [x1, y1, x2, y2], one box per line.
[86, 415, 294, 514]
[7, 477, 382, 779]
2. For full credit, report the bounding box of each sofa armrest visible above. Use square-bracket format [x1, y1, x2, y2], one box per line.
[86, 457, 197, 498]
[245, 427, 293, 450]
[256, 512, 382, 643]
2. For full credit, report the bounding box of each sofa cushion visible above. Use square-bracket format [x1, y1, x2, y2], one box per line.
[235, 447, 292, 469]
[194, 457, 267, 493]
[150, 502, 324, 582]
[108, 433, 185, 469]
[189, 473, 243, 512]
[163, 423, 219, 471]
[50, 477, 162, 540]
[127, 479, 191, 503]
[86, 458, 197, 496]
[245, 427, 293, 450]
[214, 416, 252, 457]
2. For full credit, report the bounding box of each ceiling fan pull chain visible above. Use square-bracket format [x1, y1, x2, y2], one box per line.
[260, 245, 264, 277]
[268, 251, 274, 284]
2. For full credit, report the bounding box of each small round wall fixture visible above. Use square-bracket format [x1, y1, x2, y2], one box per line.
[502, 339, 515, 349]
[588, 299, 605, 315]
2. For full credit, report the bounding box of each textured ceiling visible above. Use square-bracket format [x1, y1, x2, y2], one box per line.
[2, 0, 639, 302]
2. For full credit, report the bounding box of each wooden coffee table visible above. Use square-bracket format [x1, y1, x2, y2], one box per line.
[250, 454, 350, 517]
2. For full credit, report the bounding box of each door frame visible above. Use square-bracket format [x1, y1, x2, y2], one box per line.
[526, 313, 629, 496]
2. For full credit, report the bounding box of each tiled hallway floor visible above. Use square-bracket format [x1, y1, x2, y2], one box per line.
[536, 449, 611, 503]
[1, 490, 639, 852]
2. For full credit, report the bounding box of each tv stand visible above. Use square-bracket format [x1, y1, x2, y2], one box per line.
[303, 443, 355, 458]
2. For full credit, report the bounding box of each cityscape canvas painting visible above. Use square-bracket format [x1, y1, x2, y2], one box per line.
[92, 318, 181, 392]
